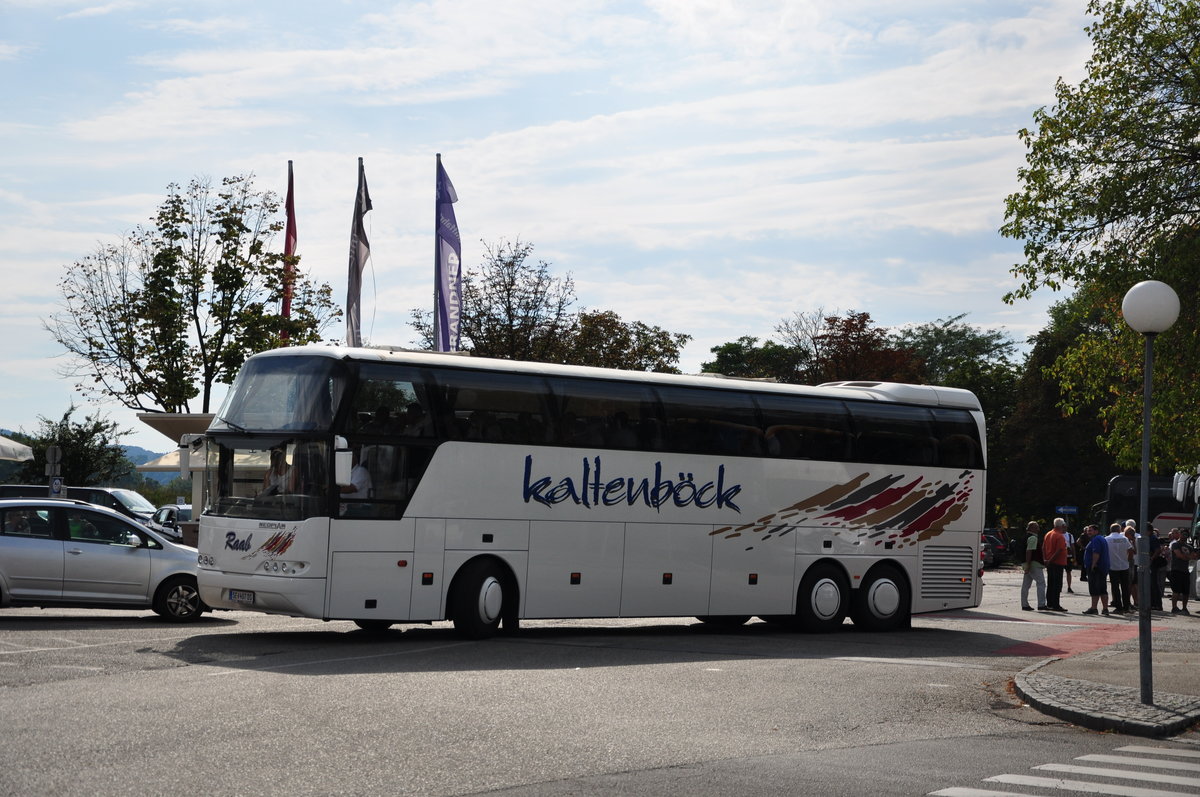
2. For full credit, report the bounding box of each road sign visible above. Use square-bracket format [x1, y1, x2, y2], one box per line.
[1055, 505, 1078, 515]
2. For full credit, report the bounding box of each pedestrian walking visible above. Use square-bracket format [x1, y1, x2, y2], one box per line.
[1125, 521, 1140, 608]
[1106, 522, 1133, 612]
[1043, 518, 1070, 612]
[1081, 524, 1110, 615]
[1020, 520, 1047, 611]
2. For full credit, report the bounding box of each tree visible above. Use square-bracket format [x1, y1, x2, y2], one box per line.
[809, 312, 923, 384]
[1001, 0, 1200, 469]
[700, 336, 808, 382]
[1002, 0, 1200, 300]
[46, 175, 340, 413]
[566, 310, 691, 373]
[412, 239, 576, 361]
[11, 406, 134, 487]
[411, 239, 691, 372]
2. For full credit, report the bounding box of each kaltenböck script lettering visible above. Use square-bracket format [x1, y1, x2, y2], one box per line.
[523, 455, 741, 512]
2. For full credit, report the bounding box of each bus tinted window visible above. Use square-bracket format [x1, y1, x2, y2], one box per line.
[847, 403, 937, 466]
[548, 377, 661, 450]
[431, 369, 551, 444]
[654, 386, 763, 456]
[349, 364, 434, 437]
[930, 408, 984, 469]
[756, 395, 852, 460]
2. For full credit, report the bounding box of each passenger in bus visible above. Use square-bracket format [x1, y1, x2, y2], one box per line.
[261, 449, 290, 496]
[339, 446, 374, 517]
[362, 406, 393, 433]
[402, 403, 434, 437]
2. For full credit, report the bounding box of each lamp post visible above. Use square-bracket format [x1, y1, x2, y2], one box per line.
[1121, 280, 1180, 705]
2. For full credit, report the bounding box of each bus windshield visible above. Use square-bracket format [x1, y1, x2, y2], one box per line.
[206, 436, 332, 521]
[213, 355, 346, 433]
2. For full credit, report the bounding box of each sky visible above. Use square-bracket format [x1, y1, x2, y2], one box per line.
[0, 0, 1094, 454]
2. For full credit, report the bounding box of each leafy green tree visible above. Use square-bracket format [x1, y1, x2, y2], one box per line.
[700, 336, 807, 382]
[11, 406, 134, 487]
[1002, 0, 1200, 300]
[47, 175, 340, 413]
[1001, 0, 1200, 469]
[566, 310, 691, 373]
[411, 239, 690, 372]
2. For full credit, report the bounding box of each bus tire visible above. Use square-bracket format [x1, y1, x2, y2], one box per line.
[795, 563, 848, 632]
[851, 564, 910, 631]
[695, 615, 751, 628]
[450, 560, 506, 640]
[354, 620, 394, 633]
[152, 575, 205, 622]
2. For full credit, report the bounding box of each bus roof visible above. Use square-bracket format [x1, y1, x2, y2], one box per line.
[252, 345, 983, 411]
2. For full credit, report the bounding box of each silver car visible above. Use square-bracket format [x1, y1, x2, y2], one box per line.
[0, 498, 206, 622]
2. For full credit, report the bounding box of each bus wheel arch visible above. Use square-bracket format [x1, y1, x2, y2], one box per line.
[795, 560, 850, 632]
[448, 556, 519, 640]
[851, 562, 911, 631]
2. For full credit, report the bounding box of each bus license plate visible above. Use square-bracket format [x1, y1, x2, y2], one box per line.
[228, 589, 255, 605]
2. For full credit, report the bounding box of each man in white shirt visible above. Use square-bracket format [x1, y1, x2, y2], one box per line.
[1106, 522, 1133, 612]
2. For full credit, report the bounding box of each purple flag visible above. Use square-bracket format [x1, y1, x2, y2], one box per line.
[346, 157, 372, 347]
[434, 155, 461, 352]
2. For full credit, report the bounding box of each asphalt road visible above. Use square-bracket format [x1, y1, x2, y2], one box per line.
[2, 566, 1198, 796]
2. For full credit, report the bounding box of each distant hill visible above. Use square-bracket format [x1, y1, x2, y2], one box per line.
[123, 444, 174, 483]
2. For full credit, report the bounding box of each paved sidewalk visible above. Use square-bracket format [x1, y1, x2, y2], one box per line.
[1016, 652, 1200, 737]
[982, 566, 1200, 736]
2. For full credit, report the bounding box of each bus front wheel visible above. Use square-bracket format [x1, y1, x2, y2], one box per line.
[796, 563, 848, 632]
[451, 560, 506, 640]
[851, 565, 911, 631]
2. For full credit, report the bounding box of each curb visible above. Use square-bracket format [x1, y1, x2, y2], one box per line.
[1014, 657, 1200, 738]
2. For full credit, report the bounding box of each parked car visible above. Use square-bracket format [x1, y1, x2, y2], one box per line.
[149, 503, 192, 538]
[980, 534, 996, 569]
[0, 485, 157, 526]
[0, 497, 207, 622]
[983, 532, 1010, 564]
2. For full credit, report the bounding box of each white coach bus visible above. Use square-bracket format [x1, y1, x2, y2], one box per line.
[196, 346, 985, 637]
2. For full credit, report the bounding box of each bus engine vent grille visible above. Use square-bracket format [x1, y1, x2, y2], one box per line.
[919, 545, 974, 600]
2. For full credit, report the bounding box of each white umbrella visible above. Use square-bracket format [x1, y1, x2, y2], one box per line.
[0, 434, 34, 462]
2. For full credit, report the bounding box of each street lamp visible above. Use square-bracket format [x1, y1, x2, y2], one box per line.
[1121, 279, 1180, 705]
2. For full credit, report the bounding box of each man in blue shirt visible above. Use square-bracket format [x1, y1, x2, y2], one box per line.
[1081, 524, 1111, 616]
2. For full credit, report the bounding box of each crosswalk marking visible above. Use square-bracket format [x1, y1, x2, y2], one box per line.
[1075, 754, 1200, 772]
[1117, 745, 1200, 760]
[984, 773, 1181, 796]
[929, 743, 1200, 796]
[928, 789, 1041, 797]
[1033, 763, 1200, 788]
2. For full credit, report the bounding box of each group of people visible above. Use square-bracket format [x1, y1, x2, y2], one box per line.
[1019, 517, 1198, 616]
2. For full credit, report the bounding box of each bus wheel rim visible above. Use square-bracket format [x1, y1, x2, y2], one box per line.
[811, 578, 842, 620]
[868, 579, 900, 618]
[478, 576, 503, 623]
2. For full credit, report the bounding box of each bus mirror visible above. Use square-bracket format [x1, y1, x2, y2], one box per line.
[1173, 472, 1188, 503]
[334, 436, 352, 486]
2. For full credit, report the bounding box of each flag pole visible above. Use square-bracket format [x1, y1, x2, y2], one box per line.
[433, 153, 442, 350]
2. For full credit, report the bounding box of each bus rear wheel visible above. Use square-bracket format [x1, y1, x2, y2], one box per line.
[451, 560, 506, 640]
[796, 563, 848, 632]
[851, 565, 910, 631]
